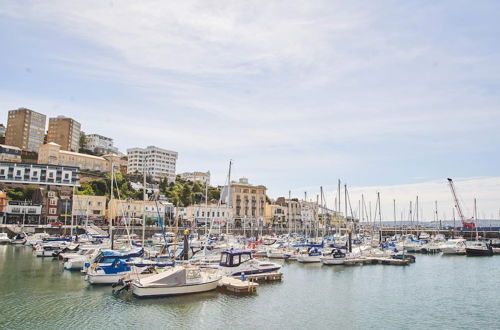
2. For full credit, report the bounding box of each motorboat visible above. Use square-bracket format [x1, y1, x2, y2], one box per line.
[216, 250, 281, 276]
[440, 239, 466, 255]
[320, 248, 346, 265]
[63, 249, 98, 270]
[10, 232, 28, 245]
[466, 242, 493, 257]
[130, 266, 220, 298]
[0, 232, 10, 244]
[35, 243, 68, 257]
[25, 232, 50, 246]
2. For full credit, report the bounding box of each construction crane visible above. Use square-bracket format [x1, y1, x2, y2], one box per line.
[447, 178, 475, 228]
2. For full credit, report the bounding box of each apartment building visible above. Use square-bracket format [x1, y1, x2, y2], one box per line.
[47, 116, 81, 152]
[276, 197, 302, 229]
[0, 161, 79, 187]
[5, 108, 46, 152]
[264, 202, 287, 227]
[0, 144, 22, 162]
[72, 195, 107, 223]
[179, 171, 210, 185]
[38, 142, 107, 172]
[184, 203, 233, 227]
[222, 178, 266, 227]
[127, 146, 178, 182]
[85, 134, 119, 155]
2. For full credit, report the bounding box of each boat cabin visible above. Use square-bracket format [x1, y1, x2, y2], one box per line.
[220, 250, 253, 267]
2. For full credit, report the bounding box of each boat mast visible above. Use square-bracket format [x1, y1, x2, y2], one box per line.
[109, 161, 114, 250]
[142, 164, 146, 247]
[227, 161, 232, 237]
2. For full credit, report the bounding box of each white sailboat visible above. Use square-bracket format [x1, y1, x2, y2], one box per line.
[130, 266, 221, 298]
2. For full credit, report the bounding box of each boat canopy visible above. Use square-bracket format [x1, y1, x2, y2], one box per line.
[138, 267, 187, 287]
[220, 250, 252, 267]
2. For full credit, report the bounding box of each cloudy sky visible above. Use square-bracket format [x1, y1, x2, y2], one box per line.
[1, 1, 499, 219]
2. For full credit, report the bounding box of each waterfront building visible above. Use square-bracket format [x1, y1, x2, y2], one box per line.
[0, 144, 22, 162]
[179, 171, 210, 185]
[264, 202, 286, 228]
[5, 201, 42, 224]
[47, 116, 81, 152]
[85, 134, 119, 155]
[108, 199, 169, 225]
[300, 200, 319, 229]
[72, 194, 107, 224]
[222, 178, 266, 228]
[103, 154, 128, 174]
[0, 161, 79, 187]
[5, 108, 46, 152]
[38, 142, 107, 172]
[127, 146, 178, 182]
[184, 203, 233, 227]
[276, 197, 302, 230]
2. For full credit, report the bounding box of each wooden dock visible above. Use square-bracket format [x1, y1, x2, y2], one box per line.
[343, 257, 411, 266]
[234, 272, 283, 282]
[219, 276, 259, 294]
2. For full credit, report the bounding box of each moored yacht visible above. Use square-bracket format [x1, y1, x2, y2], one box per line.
[466, 242, 493, 257]
[130, 266, 221, 298]
[440, 239, 466, 255]
[217, 249, 281, 276]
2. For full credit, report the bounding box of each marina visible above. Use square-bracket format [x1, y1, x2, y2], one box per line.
[1, 243, 500, 329]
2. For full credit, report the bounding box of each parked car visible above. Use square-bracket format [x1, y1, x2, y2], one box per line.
[49, 221, 64, 227]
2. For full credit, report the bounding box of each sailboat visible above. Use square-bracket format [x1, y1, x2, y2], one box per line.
[130, 265, 221, 298]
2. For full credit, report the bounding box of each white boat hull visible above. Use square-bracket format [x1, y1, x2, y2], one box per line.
[297, 255, 321, 263]
[132, 278, 220, 298]
[441, 247, 466, 255]
[320, 257, 345, 265]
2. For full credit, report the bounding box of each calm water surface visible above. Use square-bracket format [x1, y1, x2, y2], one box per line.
[1, 245, 499, 330]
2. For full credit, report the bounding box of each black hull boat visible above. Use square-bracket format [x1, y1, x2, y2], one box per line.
[466, 244, 493, 257]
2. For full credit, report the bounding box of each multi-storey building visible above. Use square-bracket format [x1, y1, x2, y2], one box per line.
[0, 161, 79, 187]
[38, 142, 107, 172]
[127, 146, 178, 182]
[276, 197, 302, 230]
[5, 201, 42, 224]
[179, 171, 210, 185]
[264, 202, 286, 228]
[0, 144, 22, 162]
[0, 124, 5, 137]
[107, 199, 170, 225]
[300, 200, 319, 230]
[85, 134, 119, 155]
[72, 195, 107, 224]
[183, 203, 232, 227]
[222, 178, 266, 227]
[47, 116, 81, 152]
[5, 108, 46, 152]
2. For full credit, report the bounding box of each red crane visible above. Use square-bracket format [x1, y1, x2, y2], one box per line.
[447, 178, 475, 228]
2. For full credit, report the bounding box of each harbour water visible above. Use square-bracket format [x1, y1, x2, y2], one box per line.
[1, 245, 499, 330]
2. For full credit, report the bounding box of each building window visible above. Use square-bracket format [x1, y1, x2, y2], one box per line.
[49, 208, 57, 215]
[50, 199, 57, 206]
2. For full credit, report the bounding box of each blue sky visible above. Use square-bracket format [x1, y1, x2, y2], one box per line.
[1, 1, 499, 219]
